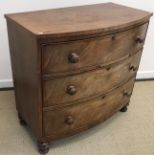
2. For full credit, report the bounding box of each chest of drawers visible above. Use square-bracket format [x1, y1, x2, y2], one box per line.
[5, 3, 152, 154]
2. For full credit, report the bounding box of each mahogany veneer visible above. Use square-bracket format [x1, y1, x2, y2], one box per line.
[5, 3, 152, 154]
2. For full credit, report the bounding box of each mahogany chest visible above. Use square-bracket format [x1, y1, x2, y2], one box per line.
[5, 3, 152, 154]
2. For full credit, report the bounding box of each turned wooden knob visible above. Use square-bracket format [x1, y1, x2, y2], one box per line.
[136, 37, 144, 44]
[123, 90, 131, 97]
[129, 65, 137, 71]
[65, 116, 74, 125]
[68, 53, 79, 63]
[67, 85, 77, 95]
[105, 66, 111, 71]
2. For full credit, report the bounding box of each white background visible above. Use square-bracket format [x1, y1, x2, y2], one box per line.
[0, 0, 154, 88]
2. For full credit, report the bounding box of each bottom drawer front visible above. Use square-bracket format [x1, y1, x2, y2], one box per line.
[44, 78, 135, 138]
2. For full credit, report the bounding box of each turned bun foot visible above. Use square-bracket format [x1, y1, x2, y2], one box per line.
[19, 119, 27, 126]
[120, 106, 128, 112]
[37, 141, 49, 154]
[18, 113, 27, 126]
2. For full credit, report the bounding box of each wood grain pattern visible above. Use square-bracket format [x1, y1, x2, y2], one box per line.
[43, 51, 142, 107]
[42, 23, 148, 75]
[43, 78, 135, 138]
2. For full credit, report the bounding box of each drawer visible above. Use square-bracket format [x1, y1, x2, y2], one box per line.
[42, 23, 148, 75]
[43, 51, 141, 107]
[43, 78, 135, 138]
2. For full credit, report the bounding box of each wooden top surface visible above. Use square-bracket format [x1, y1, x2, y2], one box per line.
[5, 3, 152, 37]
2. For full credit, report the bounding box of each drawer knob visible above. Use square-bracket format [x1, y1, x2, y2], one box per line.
[129, 65, 137, 71]
[123, 90, 131, 97]
[65, 116, 74, 125]
[105, 66, 111, 71]
[112, 35, 116, 40]
[67, 85, 77, 95]
[136, 37, 144, 44]
[68, 53, 79, 63]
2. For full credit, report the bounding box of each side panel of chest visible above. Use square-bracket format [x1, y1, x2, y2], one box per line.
[6, 20, 43, 139]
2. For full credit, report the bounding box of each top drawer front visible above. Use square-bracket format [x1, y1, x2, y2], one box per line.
[42, 23, 148, 75]
[43, 51, 141, 107]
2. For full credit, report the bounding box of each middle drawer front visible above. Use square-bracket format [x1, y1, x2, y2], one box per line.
[43, 51, 141, 107]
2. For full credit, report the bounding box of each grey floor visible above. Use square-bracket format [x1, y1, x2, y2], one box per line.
[0, 81, 153, 155]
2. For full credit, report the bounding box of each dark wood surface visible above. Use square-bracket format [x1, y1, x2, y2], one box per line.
[5, 3, 152, 40]
[5, 3, 152, 154]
